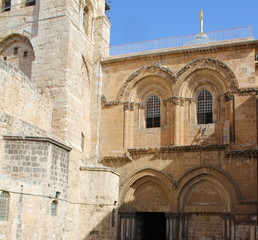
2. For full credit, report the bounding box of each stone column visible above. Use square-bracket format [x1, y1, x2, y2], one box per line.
[123, 103, 134, 148]
[230, 215, 235, 240]
[119, 213, 136, 240]
[173, 98, 181, 146]
[183, 214, 189, 240]
[165, 213, 177, 240]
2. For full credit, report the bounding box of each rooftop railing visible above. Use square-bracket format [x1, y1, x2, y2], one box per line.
[109, 26, 253, 57]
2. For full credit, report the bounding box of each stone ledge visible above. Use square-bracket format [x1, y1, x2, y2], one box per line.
[3, 135, 72, 151]
[79, 165, 120, 177]
[226, 149, 258, 158]
[128, 144, 228, 155]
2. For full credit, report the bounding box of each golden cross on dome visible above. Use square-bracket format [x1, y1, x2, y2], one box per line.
[200, 10, 204, 33]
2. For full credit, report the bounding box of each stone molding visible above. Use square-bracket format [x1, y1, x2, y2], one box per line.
[175, 58, 238, 90]
[117, 65, 176, 101]
[164, 96, 193, 106]
[127, 144, 228, 155]
[176, 165, 241, 207]
[218, 88, 258, 102]
[226, 149, 258, 158]
[3, 135, 72, 151]
[79, 165, 120, 177]
[101, 154, 132, 163]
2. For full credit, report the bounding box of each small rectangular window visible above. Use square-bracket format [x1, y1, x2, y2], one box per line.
[13, 47, 18, 55]
[23, 51, 28, 57]
[3, 56, 7, 61]
[25, 0, 35, 7]
[3, 0, 11, 12]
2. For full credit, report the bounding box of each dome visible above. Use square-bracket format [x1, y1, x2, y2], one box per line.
[185, 32, 215, 46]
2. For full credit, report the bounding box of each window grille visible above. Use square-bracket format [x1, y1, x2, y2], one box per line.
[0, 191, 9, 221]
[51, 201, 57, 216]
[197, 90, 213, 124]
[146, 95, 161, 128]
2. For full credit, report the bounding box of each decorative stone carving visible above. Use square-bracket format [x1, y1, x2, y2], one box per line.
[175, 58, 239, 90]
[118, 65, 176, 101]
[101, 95, 121, 106]
[123, 102, 134, 111]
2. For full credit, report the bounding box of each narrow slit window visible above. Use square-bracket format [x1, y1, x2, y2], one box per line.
[51, 201, 57, 216]
[23, 51, 28, 57]
[0, 191, 9, 221]
[25, 0, 35, 7]
[3, 0, 11, 12]
[146, 95, 161, 128]
[13, 47, 18, 55]
[197, 89, 213, 124]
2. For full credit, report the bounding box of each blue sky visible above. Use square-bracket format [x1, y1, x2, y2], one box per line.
[109, 0, 257, 46]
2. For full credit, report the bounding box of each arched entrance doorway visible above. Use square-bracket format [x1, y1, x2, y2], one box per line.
[118, 170, 173, 240]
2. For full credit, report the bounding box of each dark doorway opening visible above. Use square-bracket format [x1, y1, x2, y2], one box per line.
[136, 212, 166, 240]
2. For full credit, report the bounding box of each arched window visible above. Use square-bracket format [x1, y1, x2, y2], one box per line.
[197, 90, 213, 124]
[146, 95, 161, 128]
[51, 201, 57, 216]
[0, 191, 9, 221]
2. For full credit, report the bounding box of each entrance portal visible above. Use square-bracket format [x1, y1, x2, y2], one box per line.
[136, 212, 166, 240]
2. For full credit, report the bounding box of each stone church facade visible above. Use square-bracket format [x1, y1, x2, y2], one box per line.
[0, 0, 257, 240]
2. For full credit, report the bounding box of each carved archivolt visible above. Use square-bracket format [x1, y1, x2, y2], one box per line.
[118, 65, 176, 101]
[119, 168, 174, 211]
[117, 58, 238, 103]
[176, 58, 238, 93]
[177, 166, 240, 211]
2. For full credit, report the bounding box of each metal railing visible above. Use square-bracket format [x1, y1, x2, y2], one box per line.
[109, 26, 253, 57]
[0, 0, 35, 13]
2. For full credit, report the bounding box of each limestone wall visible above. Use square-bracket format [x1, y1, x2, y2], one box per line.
[0, 60, 51, 133]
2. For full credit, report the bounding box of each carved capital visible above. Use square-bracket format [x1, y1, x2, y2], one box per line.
[224, 91, 235, 102]
[123, 102, 134, 111]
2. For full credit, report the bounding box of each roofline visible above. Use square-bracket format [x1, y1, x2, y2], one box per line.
[102, 38, 258, 65]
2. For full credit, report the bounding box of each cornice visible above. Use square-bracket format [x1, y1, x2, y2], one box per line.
[3, 135, 72, 151]
[226, 149, 258, 158]
[128, 144, 228, 155]
[102, 39, 258, 65]
[100, 154, 133, 163]
[80, 165, 120, 176]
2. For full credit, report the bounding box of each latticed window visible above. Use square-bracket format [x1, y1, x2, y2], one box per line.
[197, 90, 213, 124]
[51, 201, 57, 216]
[0, 191, 9, 221]
[146, 95, 161, 128]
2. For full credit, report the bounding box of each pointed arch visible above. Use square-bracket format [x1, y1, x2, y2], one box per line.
[175, 58, 239, 95]
[118, 65, 176, 101]
[119, 168, 174, 212]
[177, 166, 241, 211]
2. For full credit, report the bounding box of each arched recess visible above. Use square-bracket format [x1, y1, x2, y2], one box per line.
[177, 166, 240, 212]
[175, 58, 239, 95]
[0, 33, 35, 79]
[118, 65, 176, 102]
[119, 168, 174, 212]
